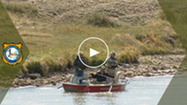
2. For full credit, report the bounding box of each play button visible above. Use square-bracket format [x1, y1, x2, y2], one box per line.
[78, 37, 109, 68]
[90, 48, 100, 57]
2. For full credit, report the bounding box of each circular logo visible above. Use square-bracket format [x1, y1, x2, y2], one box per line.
[78, 37, 109, 68]
[3, 45, 22, 64]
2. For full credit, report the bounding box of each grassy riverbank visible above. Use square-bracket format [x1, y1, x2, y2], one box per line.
[1, 0, 185, 76]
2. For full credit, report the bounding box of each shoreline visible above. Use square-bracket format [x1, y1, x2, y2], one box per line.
[12, 54, 185, 88]
[11, 75, 174, 89]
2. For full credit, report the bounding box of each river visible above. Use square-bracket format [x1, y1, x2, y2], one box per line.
[1, 76, 172, 105]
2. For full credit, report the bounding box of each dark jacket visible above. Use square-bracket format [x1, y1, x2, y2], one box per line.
[74, 56, 86, 70]
[92, 72, 114, 82]
[73, 56, 86, 77]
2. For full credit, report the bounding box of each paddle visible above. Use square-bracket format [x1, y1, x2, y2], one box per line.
[108, 76, 117, 92]
[108, 81, 114, 92]
[108, 71, 123, 92]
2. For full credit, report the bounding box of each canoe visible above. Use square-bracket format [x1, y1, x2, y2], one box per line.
[62, 82, 127, 92]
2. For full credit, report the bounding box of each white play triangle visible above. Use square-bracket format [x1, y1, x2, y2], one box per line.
[90, 48, 100, 57]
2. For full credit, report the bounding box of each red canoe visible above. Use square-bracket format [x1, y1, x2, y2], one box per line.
[62, 82, 127, 92]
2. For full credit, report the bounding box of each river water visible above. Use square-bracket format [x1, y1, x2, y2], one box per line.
[1, 76, 172, 105]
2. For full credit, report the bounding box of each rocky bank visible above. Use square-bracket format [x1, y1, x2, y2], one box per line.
[12, 54, 185, 88]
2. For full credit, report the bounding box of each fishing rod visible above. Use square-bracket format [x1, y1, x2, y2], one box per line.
[118, 62, 130, 66]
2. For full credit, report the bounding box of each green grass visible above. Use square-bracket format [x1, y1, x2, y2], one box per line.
[19, 19, 184, 75]
[23, 57, 68, 76]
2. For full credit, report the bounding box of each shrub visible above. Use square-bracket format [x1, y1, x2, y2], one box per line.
[21, 65, 28, 76]
[58, 57, 70, 70]
[141, 46, 168, 55]
[24, 57, 66, 76]
[41, 57, 63, 72]
[60, 52, 77, 69]
[26, 60, 46, 76]
[117, 47, 139, 63]
[87, 13, 118, 27]
[5, 3, 38, 15]
[135, 34, 146, 42]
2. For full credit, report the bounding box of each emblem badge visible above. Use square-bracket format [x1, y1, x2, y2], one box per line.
[2, 43, 23, 65]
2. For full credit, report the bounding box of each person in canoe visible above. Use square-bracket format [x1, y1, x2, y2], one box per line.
[106, 51, 118, 77]
[71, 52, 87, 84]
[90, 66, 114, 84]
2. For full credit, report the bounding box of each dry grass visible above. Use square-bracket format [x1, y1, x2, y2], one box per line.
[117, 46, 139, 63]
[87, 13, 121, 27]
[4, 3, 38, 15]
[2, 1, 185, 75]
[20, 21, 184, 67]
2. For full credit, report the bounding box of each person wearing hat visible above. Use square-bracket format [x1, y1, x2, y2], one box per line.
[106, 51, 118, 77]
[73, 52, 87, 84]
[90, 66, 114, 83]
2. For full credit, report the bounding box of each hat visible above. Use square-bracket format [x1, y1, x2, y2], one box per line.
[79, 52, 83, 55]
[111, 51, 116, 55]
[101, 66, 105, 69]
